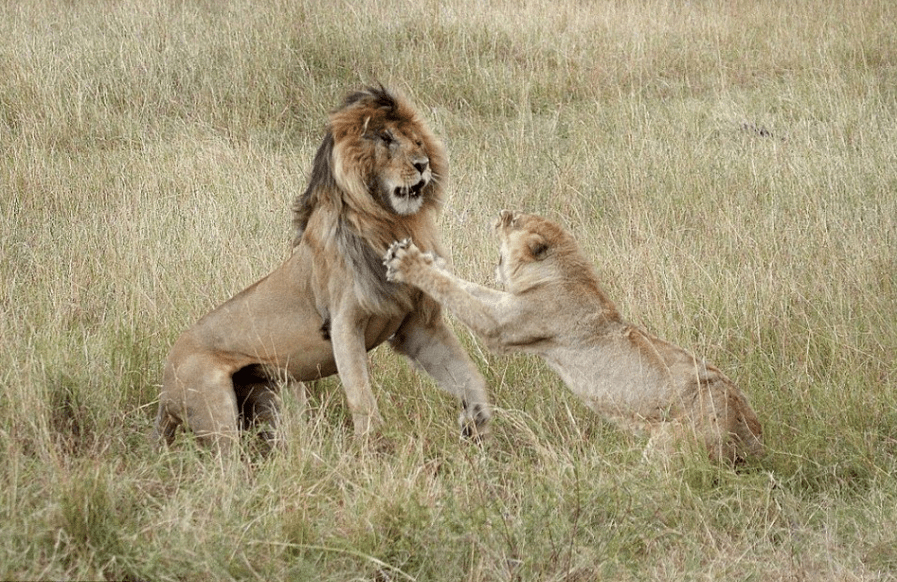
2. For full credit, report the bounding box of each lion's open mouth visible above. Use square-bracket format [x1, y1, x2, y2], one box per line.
[395, 179, 427, 199]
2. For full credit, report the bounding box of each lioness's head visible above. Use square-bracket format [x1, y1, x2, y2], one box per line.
[493, 210, 595, 294]
[328, 85, 446, 217]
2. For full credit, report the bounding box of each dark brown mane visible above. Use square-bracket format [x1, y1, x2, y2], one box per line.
[342, 84, 398, 114]
[291, 131, 335, 245]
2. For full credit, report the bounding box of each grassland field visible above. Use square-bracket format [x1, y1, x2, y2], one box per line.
[2, 0, 897, 580]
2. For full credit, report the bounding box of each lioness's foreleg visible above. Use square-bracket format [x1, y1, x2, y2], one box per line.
[384, 240, 541, 349]
[389, 310, 491, 439]
[385, 241, 503, 337]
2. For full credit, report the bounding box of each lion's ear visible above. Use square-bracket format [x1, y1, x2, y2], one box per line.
[526, 234, 549, 260]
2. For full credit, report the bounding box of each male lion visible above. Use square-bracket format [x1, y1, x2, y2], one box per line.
[384, 211, 764, 464]
[153, 86, 491, 451]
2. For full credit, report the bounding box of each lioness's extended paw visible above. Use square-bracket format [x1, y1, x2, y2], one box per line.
[384, 238, 443, 283]
[384, 239, 413, 283]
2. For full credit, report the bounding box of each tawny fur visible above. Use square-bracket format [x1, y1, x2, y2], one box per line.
[384, 210, 763, 464]
[153, 86, 491, 451]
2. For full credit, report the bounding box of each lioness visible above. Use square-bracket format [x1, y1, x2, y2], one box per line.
[384, 211, 764, 463]
[154, 87, 491, 451]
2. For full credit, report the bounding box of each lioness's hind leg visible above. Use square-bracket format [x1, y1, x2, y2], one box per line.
[390, 313, 491, 440]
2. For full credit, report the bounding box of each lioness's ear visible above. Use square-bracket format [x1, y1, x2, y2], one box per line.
[495, 209, 515, 230]
[526, 234, 549, 260]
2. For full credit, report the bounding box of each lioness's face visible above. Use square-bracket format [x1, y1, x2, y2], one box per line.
[493, 210, 552, 289]
[367, 122, 433, 216]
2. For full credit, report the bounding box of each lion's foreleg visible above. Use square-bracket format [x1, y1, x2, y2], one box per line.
[390, 313, 491, 440]
[330, 310, 384, 437]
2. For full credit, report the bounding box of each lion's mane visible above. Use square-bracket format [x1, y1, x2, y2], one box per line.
[291, 86, 447, 317]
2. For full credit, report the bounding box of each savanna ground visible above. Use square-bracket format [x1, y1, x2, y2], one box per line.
[2, 0, 897, 579]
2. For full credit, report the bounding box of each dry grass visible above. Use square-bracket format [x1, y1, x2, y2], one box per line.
[2, 0, 897, 579]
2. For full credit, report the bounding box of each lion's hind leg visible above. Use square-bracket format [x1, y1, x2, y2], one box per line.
[232, 365, 288, 451]
[158, 352, 241, 453]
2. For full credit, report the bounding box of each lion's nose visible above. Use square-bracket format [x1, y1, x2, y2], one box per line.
[413, 158, 429, 174]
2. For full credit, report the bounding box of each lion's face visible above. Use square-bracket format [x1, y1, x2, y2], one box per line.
[367, 123, 433, 216]
[328, 87, 445, 219]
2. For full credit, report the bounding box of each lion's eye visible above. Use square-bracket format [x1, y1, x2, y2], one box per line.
[378, 131, 394, 145]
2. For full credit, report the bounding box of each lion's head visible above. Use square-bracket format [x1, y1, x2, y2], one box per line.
[292, 86, 447, 249]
